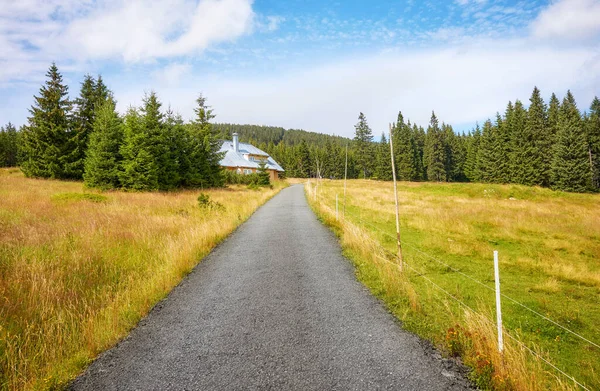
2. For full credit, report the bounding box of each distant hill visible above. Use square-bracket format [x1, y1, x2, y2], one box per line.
[212, 123, 350, 147]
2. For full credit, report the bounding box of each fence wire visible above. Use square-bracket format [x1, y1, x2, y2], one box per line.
[307, 180, 594, 390]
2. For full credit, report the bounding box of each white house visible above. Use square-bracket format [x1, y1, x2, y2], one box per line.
[219, 133, 284, 181]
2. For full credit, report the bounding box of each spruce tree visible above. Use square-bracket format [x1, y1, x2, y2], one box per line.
[186, 94, 223, 188]
[476, 119, 500, 183]
[587, 97, 600, 189]
[464, 125, 481, 181]
[394, 112, 418, 181]
[511, 87, 548, 186]
[548, 93, 560, 136]
[528, 87, 553, 186]
[0, 123, 18, 167]
[491, 111, 510, 183]
[374, 132, 392, 180]
[296, 140, 311, 178]
[353, 112, 374, 179]
[444, 125, 467, 182]
[413, 124, 426, 180]
[94, 75, 111, 105]
[550, 91, 592, 192]
[84, 98, 124, 189]
[141, 92, 181, 190]
[508, 100, 527, 183]
[68, 74, 97, 179]
[21, 63, 73, 179]
[424, 111, 446, 182]
[166, 109, 190, 188]
[120, 107, 159, 190]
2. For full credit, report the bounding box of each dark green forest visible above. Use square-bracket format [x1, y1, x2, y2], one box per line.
[1, 64, 599, 192]
[1, 63, 223, 190]
[212, 88, 600, 192]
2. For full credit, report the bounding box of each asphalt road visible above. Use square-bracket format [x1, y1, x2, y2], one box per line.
[70, 184, 471, 391]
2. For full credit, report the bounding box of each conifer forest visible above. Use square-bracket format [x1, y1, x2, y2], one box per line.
[1, 63, 599, 193]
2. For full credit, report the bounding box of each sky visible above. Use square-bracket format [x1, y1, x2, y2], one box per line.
[1, 0, 599, 137]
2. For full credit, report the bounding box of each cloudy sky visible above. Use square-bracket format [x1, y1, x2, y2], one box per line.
[1, 0, 599, 136]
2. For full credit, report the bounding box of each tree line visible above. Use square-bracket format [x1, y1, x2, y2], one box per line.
[212, 88, 600, 193]
[1, 65, 598, 193]
[0, 63, 223, 190]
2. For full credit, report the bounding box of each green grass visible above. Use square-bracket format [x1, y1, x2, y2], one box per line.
[51, 192, 109, 203]
[308, 179, 600, 390]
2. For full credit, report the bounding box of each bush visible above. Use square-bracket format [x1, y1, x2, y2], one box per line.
[222, 169, 271, 187]
[197, 193, 224, 211]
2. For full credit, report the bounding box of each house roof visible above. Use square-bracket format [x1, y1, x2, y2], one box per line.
[219, 141, 285, 172]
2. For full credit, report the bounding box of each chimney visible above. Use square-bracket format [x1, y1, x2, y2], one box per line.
[232, 133, 239, 153]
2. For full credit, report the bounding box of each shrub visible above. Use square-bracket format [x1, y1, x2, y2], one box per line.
[197, 193, 224, 211]
[222, 169, 271, 187]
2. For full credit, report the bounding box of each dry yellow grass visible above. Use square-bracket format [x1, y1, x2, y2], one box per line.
[0, 168, 286, 391]
[306, 179, 599, 390]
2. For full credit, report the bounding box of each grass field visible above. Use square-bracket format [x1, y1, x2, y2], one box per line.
[307, 179, 600, 391]
[0, 168, 286, 391]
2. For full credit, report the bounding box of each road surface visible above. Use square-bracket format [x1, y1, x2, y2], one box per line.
[70, 184, 470, 390]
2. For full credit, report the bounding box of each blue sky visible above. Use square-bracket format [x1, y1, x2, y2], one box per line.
[1, 0, 599, 137]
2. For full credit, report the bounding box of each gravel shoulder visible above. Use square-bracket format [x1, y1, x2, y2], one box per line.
[70, 184, 472, 391]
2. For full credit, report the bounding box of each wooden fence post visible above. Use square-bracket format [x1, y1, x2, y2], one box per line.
[389, 123, 403, 271]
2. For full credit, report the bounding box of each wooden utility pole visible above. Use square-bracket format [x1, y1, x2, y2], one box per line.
[343, 144, 348, 218]
[389, 123, 403, 270]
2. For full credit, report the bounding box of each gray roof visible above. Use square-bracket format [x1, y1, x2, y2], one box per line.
[219, 141, 284, 172]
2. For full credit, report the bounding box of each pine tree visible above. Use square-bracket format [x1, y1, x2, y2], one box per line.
[512, 87, 548, 186]
[424, 111, 446, 182]
[374, 132, 392, 180]
[296, 140, 311, 178]
[353, 112, 374, 179]
[476, 119, 500, 183]
[529, 87, 553, 186]
[508, 100, 528, 183]
[548, 93, 560, 136]
[21, 63, 73, 179]
[464, 125, 481, 181]
[83, 98, 124, 189]
[68, 74, 97, 179]
[166, 109, 190, 188]
[119, 107, 159, 190]
[587, 97, 600, 190]
[413, 124, 426, 180]
[0, 123, 19, 167]
[394, 112, 418, 181]
[444, 125, 467, 182]
[492, 111, 511, 183]
[94, 75, 110, 105]
[186, 94, 223, 188]
[142, 92, 181, 190]
[550, 91, 592, 192]
[256, 159, 271, 185]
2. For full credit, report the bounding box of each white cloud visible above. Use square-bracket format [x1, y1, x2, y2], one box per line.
[531, 0, 600, 41]
[455, 0, 487, 6]
[0, 0, 254, 82]
[63, 0, 254, 62]
[266, 16, 285, 32]
[151, 62, 192, 87]
[119, 38, 598, 137]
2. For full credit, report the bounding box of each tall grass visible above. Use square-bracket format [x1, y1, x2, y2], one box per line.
[0, 168, 286, 390]
[306, 179, 599, 390]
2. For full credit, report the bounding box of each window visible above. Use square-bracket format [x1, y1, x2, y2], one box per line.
[244, 169, 253, 175]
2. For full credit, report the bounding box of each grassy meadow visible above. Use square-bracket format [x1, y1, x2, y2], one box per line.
[307, 179, 600, 391]
[0, 168, 286, 391]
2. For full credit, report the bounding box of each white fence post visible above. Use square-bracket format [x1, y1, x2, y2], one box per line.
[494, 250, 504, 353]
